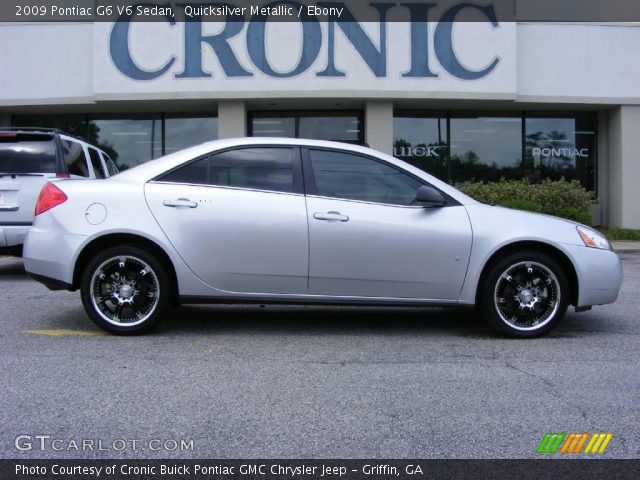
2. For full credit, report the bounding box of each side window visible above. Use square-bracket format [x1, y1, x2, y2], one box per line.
[160, 157, 209, 185]
[308, 149, 422, 206]
[88, 148, 105, 179]
[101, 152, 119, 177]
[210, 147, 294, 193]
[159, 148, 295, 194]
[62, 139, 90, 178]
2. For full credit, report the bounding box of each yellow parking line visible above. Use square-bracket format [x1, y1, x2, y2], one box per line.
[598, 434, 613, 453]
[584, 434, 599, 453]
[23, 329, 106, 337]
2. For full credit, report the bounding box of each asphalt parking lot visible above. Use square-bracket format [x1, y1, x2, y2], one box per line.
[1, 254, 638, 459]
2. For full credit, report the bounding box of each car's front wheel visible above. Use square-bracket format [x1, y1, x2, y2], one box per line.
[481, 251, 570, 338]
[80, 246, 170, 334]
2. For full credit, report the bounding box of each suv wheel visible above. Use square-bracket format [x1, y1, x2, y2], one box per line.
[80, 246, 170, 334]
[481, 251, 569, 338]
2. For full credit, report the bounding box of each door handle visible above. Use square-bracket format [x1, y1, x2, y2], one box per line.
[313, 211, 349, 222]
[163, 198, 198, 208]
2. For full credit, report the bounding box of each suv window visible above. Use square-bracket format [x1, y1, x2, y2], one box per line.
[161, 147, 295, 193]
[0, 133, 56, 174]
[62, 139, 90, 177]
[308, 149, 422, 205]
[88, 148, 105, 179]
[101, 153, 119, 177]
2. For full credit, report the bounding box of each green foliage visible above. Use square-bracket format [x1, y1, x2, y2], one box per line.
[457, 178, 595, 224]
[554, 207, 592, 225]
[600, 228, 640, 241]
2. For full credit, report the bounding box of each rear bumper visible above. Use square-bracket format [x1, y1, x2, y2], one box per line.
[23, 216, 86, 286]
[28, 272, 74, 291]
[0, 224, 31, 247]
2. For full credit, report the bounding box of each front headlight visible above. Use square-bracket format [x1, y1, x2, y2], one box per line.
[577, 225, 611, 250]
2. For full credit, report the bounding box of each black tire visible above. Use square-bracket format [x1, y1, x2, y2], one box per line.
[481, 251, 570, 338]
[80, 246, 170, 335]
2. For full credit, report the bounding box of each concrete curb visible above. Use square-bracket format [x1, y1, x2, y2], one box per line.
[611, 241, 640, 254]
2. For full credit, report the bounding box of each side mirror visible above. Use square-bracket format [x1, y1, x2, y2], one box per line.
[414, 185, 446, 208]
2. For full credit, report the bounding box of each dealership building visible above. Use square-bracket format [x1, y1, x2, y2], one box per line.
[2, 6, 640, 228]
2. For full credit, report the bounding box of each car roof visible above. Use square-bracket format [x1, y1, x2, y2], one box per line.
[116, 137, 374, 179]
[114, 137, 479, 205]
[0, 127, 95, 146]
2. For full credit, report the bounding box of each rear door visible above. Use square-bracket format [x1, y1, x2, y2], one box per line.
[145, 146, 309, 295]
[0, 132, 58, 227]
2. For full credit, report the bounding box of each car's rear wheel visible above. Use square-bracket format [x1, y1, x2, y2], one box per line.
[481, 251, 569, 338]
[80, 246, 170, 334]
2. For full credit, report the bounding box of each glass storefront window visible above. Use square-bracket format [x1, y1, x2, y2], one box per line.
[394, 111, 597, 191]
[12, 114, 88, 140]
[13, 113, 219, 171]
[299, 116, 361, 141]
[165, 116, 218, 154]
[525, 113, 596, 191]
[250, 111, 363, 142]
[393, 113, 448, 181]
[450, 113, 522, 183]
[251, 116, 296, 137]
[88, 116, 162, 169]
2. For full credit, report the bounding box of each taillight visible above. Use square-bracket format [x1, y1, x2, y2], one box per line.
[35, 183, 67, 216]
[56, 172, 70, 178]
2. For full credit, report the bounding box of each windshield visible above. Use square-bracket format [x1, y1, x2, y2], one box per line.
[0, 134, 57, 174]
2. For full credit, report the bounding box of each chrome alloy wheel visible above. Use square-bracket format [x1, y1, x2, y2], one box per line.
[493, 261, 561, 331]
[90, 255, 160, 327]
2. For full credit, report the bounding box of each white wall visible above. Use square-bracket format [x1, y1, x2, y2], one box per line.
[517, 23, 640, 104]
[3, 22, 640, 105]
[608, 106, 640, 229]
[365, 101, 393, 155]
[0, 23, 93, 106]
[218, 101, 247, 138]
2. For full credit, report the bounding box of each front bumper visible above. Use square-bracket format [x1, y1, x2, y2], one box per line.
[562, 243, 623, 307]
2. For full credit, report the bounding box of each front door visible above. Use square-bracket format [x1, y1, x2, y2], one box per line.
[304, 148, 472, 300]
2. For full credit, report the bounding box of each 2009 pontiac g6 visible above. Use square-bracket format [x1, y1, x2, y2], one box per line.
[23, 138, 622, 337]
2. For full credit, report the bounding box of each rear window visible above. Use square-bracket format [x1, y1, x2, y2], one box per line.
[102, 153, 119, 177]
[0, 133, 56, 174]
[88, 148, 105, 179]
[62, 139, 89, 177]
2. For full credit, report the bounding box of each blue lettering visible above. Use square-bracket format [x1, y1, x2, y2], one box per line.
[109, 1, 501, 82]
[110, 2, 176, 80]
[434, 3, 500, 80]
[175, 3, 252, 78]
[317, 2, 393, 77]
[247, 1, 321, 78]
[401, 3, 438, 78]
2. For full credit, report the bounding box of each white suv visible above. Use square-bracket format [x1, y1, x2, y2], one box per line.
[0, 128, 118, 254]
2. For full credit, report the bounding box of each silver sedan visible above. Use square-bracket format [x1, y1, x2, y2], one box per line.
[23, 138, 622, 337]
